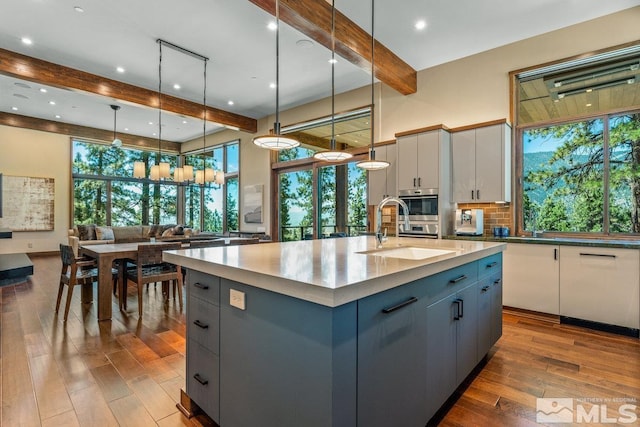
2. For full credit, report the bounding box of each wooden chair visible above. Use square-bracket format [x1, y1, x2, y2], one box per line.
[56, 244, 118, 322]
[188, 239, 227, 248]
[124, 242, 183, 315]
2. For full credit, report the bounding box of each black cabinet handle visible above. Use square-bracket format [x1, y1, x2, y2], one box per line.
[493, 278, 501, 285]
[459, 298, 464, 318]
[194, 282, 209, 290]
[453, 298, 463, 320]
[481, 286, 490, 293]
[193, 319, 209, 329]
[554, 248, 558, 260]
[486, 261, 497, 269]
[579, 252, 616, 258]
[382, 296, 418, 314]
[449, 274, 467, 284]
[471, 190, 474, 200]
[413, 178, 417, 187]
[194, 373, 208, 386]
[418, 177, 421, 187]
[476, 189, 480, 200]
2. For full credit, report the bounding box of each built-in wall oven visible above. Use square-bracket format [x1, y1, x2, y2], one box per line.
[398, 189, 439, 238]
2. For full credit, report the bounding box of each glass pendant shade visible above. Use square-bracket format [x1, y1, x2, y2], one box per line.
[214, 170, 225, 185]
[253, 133, 300, 150]
[356, 149, 390, 170]
[314, 150, 353, 162]
[195, 170, 205, 185]
[159, 162, 171, 178]
[150, 165, 161, 181]
[173, 167, 184, 183]
[204, 168, 215, 183]
[133, 161, 146, 178]
[183, 165, 194, 181]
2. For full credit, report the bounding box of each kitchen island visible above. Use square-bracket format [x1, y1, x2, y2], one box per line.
[164, 236, 505, 427]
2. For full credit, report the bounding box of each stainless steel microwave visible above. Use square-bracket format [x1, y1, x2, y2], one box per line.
[398, 189, 438, 221]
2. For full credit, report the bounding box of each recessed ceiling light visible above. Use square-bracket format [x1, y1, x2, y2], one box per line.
[13, 94, 28, 99]
[48, 100, 56, 105]
[152, 132, 157, 136]
[267, 22, 277, 31]
[269, 82, 276, 89]
[586, 103, 592, 107]
[296, 39, 313, 49]
[148, 121, 154, 125]
[116, 66, 125, 73]
[173, 83, 181, 90]
[39, 88, 47, 93]
[74, 6, 84, 13]
[55, 114, 61, 119]
[21, 37, 33, 45]
[182, 120, 187, 124]
[14, 82, 31, 89]
[124, 127, 129, 131]
[328, 58, 338, 64]
[11, 106, 18, 111]
[415, 20, 427, 30]
[228, 100, 234, 106]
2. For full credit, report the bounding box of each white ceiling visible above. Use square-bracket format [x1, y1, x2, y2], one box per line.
[0, 0, 638, 142]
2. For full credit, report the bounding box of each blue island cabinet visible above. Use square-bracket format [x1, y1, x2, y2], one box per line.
[183, 253, 503, 427]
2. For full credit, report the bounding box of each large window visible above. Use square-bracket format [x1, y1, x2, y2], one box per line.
[183, 141, 239, 232]
[72, 139, 239, 231]
[515, 45, 640, 237]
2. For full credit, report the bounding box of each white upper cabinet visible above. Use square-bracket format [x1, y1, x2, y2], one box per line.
[452, 121, 511, 203]
[397, 128, 448, 192]
[367, 144, 397, 205]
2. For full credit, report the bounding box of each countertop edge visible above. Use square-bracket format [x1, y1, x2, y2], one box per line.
[164, 241, 505, 307]
[443, 235, 640, 249]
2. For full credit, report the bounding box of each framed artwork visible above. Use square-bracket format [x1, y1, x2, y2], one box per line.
[0, 175, 55, 231]
[243, 184, 263, 224]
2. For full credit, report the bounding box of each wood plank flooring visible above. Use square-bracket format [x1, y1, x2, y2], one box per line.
[2, 254, 639, 426]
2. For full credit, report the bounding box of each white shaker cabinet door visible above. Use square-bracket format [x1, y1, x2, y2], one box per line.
[503, 243, 560, 314]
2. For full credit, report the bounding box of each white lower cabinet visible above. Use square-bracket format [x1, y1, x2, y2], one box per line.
[503, 243, 560, 314]
[559, 246, 640, 330]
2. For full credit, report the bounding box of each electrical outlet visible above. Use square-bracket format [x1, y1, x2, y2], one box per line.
[27, 242, 33, 248]
[230, 289, 246, 310]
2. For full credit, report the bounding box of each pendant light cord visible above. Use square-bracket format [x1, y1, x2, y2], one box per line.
[158, 41, 163, 164]
[113, 107, 117, 141]
[370, 0, 375, 159]
[275, 0, 281, 134]
[331, 0, 336, 150]
[203, 59, 208, 174]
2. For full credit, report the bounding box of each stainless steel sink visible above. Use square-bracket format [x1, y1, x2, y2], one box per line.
[357, 247, 455, 260]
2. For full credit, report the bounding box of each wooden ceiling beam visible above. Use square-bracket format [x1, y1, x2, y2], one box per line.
[0, 48, 257, 134]
[249, 0, 417, 95]
[0, 111, 181, 152]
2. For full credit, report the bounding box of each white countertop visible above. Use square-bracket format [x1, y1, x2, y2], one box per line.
[163, 236, 505, 307]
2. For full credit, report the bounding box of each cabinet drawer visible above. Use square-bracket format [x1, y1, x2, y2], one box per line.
[188, 296, 220, 354]
[187, 270, 220, 305]
[424, 261, 478, 304]
[187, 340, 219, 423]
[478, 253, 502, 278]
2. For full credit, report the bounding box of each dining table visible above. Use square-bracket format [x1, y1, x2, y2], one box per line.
[80, 242, 142, 321]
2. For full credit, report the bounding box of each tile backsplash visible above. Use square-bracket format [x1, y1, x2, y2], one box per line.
[457, 202, 513, 237]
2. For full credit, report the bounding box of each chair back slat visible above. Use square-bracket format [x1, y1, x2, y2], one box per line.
[60, 244, 76, 265]
[137, 242, 181, 266]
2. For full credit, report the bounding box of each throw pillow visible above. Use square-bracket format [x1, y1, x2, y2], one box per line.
[95, 226, 115, 240]
[148, 224, 162, 238]
[77, 224, 96, 241]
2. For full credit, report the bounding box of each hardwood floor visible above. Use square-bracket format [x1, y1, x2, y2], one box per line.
[2, 255, 639, 426]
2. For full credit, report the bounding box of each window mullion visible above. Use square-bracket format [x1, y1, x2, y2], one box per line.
[602, 115, 611, 235]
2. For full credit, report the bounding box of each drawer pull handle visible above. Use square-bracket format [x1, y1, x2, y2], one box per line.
[579, 252, 616, 258]
[486, 261, 497, 268]
[493, 278, 501, 285]
[449, 274, 467, 284]
[453, 298, 464, 320]
[194, 282, 210, 290]
[193, 319, 209, 329]
[481, 286, 490, 293]
[382, 296, 418, 314]
[194, 373, 208, 386]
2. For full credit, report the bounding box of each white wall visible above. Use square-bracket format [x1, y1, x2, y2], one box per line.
[1, 7, 638, 250]
[0, 126, 71, 254]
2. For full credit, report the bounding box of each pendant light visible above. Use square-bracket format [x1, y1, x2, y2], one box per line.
[253, 0, 300, 150]
[357, 0, 389, 171]
[151, 40, 171, 181]
[314, 0, 353, 162]
[110, 104, 122, 147]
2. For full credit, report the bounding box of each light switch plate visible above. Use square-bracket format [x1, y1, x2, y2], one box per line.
[230, 289, 246, 310]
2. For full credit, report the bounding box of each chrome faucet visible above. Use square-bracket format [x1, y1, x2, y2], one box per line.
[376, 196, 411, 248]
